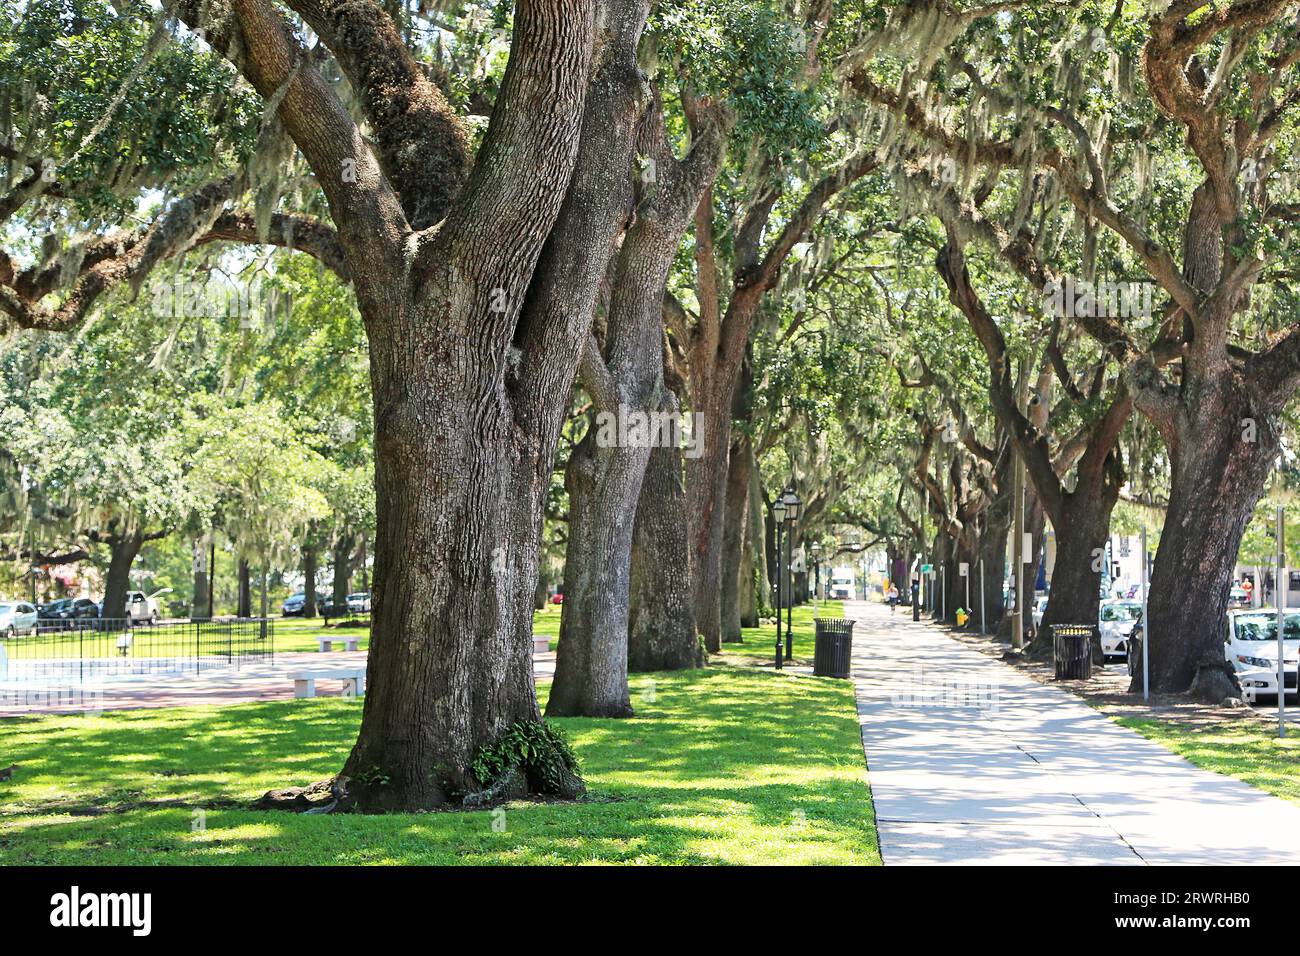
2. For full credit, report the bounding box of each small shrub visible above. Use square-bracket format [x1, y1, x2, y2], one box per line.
[471, 720, 582, 796]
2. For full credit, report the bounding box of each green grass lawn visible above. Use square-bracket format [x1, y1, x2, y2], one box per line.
[270, 616, 371, 653]
[276, 607, 567, 654]
[0, 666, 878, 865]
[717, 602, 845, 667]
[534, 604, 562, 649]
[1116, 716, 1300, 805]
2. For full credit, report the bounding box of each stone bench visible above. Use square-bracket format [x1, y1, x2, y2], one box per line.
[533, 635, 550, 655]
[317, 635, 361, 652]
[293, 670, 365, 699]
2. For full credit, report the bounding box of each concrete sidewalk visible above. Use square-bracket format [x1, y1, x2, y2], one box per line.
[847, 600, 1300, 865]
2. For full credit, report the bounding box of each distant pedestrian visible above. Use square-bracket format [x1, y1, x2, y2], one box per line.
[887, 584, 899, 613]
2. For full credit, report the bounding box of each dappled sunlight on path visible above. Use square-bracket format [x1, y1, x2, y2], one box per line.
[848, 600, 1300, 865]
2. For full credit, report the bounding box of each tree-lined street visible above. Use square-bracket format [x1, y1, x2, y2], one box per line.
[849, 600, 1300, 864]
[2, 0, 1300, 892]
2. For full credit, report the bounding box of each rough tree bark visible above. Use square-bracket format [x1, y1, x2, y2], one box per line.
[331, 534, 353, 612]
[720, 431, 753, 641]
[549, 91, 726, 713]
[102, 529, 143, 621]
[237, 557, 252, 618]
[628, 409, 705, 673]
[302, 543, 319, 618]
[190, 537, 210, 621]
[161, 0, 647, 809]
[332, 0, 654, 807]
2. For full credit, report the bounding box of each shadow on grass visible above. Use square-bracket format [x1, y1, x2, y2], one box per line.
[0, 668, 877, 865]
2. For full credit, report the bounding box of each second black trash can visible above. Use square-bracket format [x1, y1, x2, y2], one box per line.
[813, 618, 855, 678]
[1051, 623, 1094, 680]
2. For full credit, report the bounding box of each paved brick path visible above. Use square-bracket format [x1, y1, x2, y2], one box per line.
[846, 599, 1300, 865]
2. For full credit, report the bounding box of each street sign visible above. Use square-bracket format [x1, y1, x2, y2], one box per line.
[959, 562, 969, 577]
[921, 563, 933, 573]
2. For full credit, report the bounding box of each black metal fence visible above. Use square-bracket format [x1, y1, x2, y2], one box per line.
[0, 618, 275, 682]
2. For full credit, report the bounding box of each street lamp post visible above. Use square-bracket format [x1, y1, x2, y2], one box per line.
[781, 488, 801, 662]
[772, 497, 787, 670]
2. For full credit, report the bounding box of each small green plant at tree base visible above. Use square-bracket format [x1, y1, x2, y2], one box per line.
[471, 720, 582, 796]
[355, 765, 390, 788]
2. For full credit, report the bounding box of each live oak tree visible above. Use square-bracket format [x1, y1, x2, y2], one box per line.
[1, 0, 653, 809]
[656, 0, 884, 649]
[547, 89, 729, 717]
[933, 226, 1133, 651]
[191, 401, 331, 618]
[0, 310, 211, 617]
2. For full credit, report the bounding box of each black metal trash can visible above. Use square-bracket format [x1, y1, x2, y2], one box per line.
[1052, 623, 1094, 680]
[813, 618, 855, 678]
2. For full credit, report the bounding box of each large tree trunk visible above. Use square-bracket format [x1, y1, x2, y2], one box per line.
[740, 464, 766, 626]
[341, 319, 568, 809]
[331, 534, 353, 612]
[686, 377, 736, 653]
[548, 91, 725, 712]
[303, 543, 319, 618]
[190, 536, 210, 621]
[102, 530, 143, 621]
[547, 426, 646, 717]
[237, 557, 251, 618]
[720, 432, 752, 642]
[1142, 390, 1278, 699]
[628, 433, 704, 672]
[337, 0, 645, 809]
[1029, 505, 1113, 661]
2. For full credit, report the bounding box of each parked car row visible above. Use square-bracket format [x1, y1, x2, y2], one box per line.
[0, 601, 39, 636]
[0, 589, 171, 636]
[1126, 608, 1299, 703]
[281, 591, 371, 617]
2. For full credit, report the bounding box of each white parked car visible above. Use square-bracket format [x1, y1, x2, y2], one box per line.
[1099, 600, 1142, 660]
[1223, 609, 1298, 701]
[104, 589, 171, 624]
[0, 600, 39, 637]
[1031, 596, 1049, 631]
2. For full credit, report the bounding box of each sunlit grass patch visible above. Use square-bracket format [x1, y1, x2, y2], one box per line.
[0, 667, 877, 865]
[1115, 715, 1300, 805]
